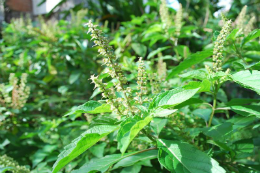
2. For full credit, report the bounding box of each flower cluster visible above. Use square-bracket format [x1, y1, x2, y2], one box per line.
[71, 9, 88, 28]
[0, 155, 30, 173]
[87, 20, 134, 116]
[244, 16, 256, 35]
[149, 73, 160, 94]
[160, 0, 172, 34]
[212, 19, 232, 72]
[236, 5, 247, 31]
[135, 57, 148, 104]
[90, 75, 124, 115]
[0, 73, 30, 109]
[173, 3, 183, 45]
[157, 58, 167, 82]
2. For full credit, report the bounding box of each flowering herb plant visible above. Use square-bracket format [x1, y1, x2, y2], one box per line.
[52, 7, 260, 172]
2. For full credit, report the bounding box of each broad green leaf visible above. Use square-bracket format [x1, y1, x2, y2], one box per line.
[157, 139, 226, 173]
[120, 165, 141, 173]
[244, 51, 260, 60]
[131, 43, 147, 57]
[149, 87, 199, 109]
[184, 128, 205, 138]
[231, 105, 260, 118]
[179, 69, 208, 80]
[65, 101, 111, 116]
[217, 88, 228, 103]
[52, 125, 119, 173]
[58, 85, 68, 95]
[227, 98, 260, 106]
[233, 139, 255, 156]
[183, 80, 211, 92]
[69, 71, 81, 84]
[150, 107, 177, 117]
[174, 98, 203, 109]
[71, 150, 156, 173]
[227, 116, 257, 129]
[117, 116, 153, 154]
[167, 50, 213, 79]
[241, 29, 260, 47]
[203, 122, 233, 141]
[207, 140, 235, 158]
[174, 45, 190, 58]
[147, 46, 170, 59]
[150, 118, 168, 136]
[89, 142, 107, 158]
[112, 149, 157, 170]
[226, 28, 239, 41]
[193, 109, 212, 122]
[232, 70, 260, 94]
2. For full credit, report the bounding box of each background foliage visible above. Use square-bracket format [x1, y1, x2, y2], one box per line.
[0, 0, 260, 172]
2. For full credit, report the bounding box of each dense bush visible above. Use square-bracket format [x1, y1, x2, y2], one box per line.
[0, 0, 260, 172]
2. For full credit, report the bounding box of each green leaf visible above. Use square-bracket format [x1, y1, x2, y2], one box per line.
[89, 142, 107, 158]
[167, 50, 213, 79]
[117, 116, 153, 154]
[52, 125, 119, 173]
[150, 118, 168, 136]
[174, 98, 203, 109]
[157, 139, 226, 173]
[226, 28, 239, 41]
[183, 80, 211, 92]
[65, 101, 111, 116]
[241, 29, 260, 47]
[232, 70, 260, 94]
[179, 69, 208, 80]
[120, 165, 142, 173]
[69, 71, 81, 84]
[231, 105, 260, 118]
[150, 107, 177, 117]
[131, 43, 147, 57]
[193, 109, 212, 122]
[203, 122, 233, 141]
[147, 46, 170, 59]
[71, 150, 156, 173]
[227, 98, 260, 106]
[174, 45, 190, 58]
[149, 87, 199, 109]
[112, 149, 157, 170]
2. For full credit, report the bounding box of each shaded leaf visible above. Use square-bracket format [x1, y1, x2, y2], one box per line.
[168, 50, 213, 79]
[117, 116, 153, 154]
[147, 46, 170, 59]
[179, 69, 208, 80]
[52, 125, 119, 173]
[157, 139, 226, 173]
[231, 105, 260, 118]
[131, 43, 147, 57]
[71, 150, 156, 173]
[203, 122, 233, 141]
[241, 29, 260, 47]
[69, 71, 81, 84]
[113, 149, 157, 169]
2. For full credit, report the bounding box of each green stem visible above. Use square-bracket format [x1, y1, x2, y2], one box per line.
[208, 83, 219, 127]
[208, 96, 216, 127]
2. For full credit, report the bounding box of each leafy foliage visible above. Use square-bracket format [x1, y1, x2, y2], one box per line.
[1, 1, 260, 173]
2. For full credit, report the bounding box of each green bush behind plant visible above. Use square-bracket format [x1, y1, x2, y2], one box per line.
[0, 0, 260, 172]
